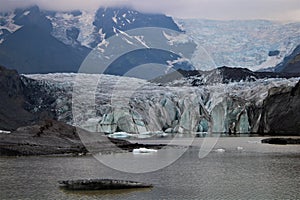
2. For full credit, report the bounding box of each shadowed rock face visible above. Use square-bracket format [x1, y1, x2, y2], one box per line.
[259, 81, 300, 135]
[282, 54, 300, 73]
[275, 45, 300, 73]
[0, 66, 35, 130]
[0, 66, 57, 130]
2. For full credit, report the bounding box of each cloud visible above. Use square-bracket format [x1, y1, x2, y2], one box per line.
[0, 0, 299, 21]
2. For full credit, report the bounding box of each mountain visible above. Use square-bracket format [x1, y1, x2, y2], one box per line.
[0, 6, 90, 73]
[275, 44, 300, 73]
[91, 7, 181, 47]
[0, 6, 190, 74]
[1, 6, 300, 74]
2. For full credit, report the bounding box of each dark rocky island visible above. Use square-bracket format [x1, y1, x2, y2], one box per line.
[261, 138, 300, 145]
[59, 179, 153, 190]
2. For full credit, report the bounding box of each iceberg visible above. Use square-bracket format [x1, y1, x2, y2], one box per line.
[132, 148, 158, 154]
[107, 132, 132, 139]
[215, 148, 225, 153]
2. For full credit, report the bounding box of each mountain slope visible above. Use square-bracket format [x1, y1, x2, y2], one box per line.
[0, 66, 58, 130]
[275, 44, 300, 73]
[0, 6, 90, 73]
[91, 7, 181, 47]
[0, 25, 89, 73]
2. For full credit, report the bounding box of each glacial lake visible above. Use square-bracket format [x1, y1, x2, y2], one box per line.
[1, 137, 300, 200]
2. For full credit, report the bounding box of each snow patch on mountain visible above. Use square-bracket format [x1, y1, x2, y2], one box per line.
[133, 35, 149, 48]
[47, 10, 96, 48]
[23, 11, 31, 16]
[0, 12, 22, 33]
[97, 28, 109, 53]
[112, 12, 118, 24]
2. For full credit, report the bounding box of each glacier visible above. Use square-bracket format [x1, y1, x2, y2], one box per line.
[25, 73, 300, 135]
[175, 19, 300, 71]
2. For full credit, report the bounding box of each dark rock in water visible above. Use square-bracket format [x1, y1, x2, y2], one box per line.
[58, 179, 153, 190]
[261, 138, 300, 145]
[259, 81, 300, 135]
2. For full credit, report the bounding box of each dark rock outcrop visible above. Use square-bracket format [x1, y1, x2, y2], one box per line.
[275, 44, 300, 73]
[259, 81, 300, 135]
[0, 66, 57, 130]
[268, 50, 280, 57]
[152, 66, 300, 85]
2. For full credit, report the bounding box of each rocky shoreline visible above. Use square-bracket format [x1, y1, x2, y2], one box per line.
[0, 119, 166, 156]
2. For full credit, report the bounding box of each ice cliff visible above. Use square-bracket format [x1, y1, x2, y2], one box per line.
[26, 72, 300, 135]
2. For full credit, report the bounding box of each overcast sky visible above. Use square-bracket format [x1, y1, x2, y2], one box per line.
[1, 0, 299, 21]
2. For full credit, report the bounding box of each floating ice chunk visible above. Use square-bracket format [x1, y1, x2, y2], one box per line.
[107, 132, 132, 139]
[133, 148, 158, 154]
[0, 130, 11, 134]
[215, 148, 225, 153]
[237, 146, 244, 151]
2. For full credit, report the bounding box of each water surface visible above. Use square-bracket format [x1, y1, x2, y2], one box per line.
[1, 137, 299, 199]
